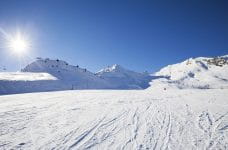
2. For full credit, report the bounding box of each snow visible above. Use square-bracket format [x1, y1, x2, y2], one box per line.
[0, 72, 64, 95]
[0, 55, 228, 149]
[0, 89, 227, 149]
[0, 58, 154, 94]
[22, 58, 111, 89]
[96, 64, 153, 89]
[0, 56, 228, 95]
[154, 55, 228, 89]
[0, 72, 57, 81]
[22, 58, 152, 90]
[1, 56, 228, 94]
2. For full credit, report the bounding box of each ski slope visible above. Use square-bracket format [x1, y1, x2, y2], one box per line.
[0, 89, 227, 149]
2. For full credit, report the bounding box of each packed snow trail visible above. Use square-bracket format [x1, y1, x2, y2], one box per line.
[0, 89, 227, 149]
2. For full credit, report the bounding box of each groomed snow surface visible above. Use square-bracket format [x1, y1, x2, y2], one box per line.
[0, 89, 227, 149]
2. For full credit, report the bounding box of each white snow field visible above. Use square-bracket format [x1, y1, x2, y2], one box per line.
[0, 72, 57, 81]
[0, 88, 227, 149]
[0, 55, 228, 149]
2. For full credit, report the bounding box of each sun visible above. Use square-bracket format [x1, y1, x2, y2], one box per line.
[0, 28, 32, 57]
[9, 36, 29, 54]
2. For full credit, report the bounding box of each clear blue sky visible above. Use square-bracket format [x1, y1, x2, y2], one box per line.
[0, 0, 227, 73]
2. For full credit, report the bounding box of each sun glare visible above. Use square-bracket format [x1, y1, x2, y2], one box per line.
[9, 35, 29, 54]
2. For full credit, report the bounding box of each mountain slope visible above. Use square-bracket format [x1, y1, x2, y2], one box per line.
[153, 55, 228, 89]
[0, 58, 154, 94]
[96, 64, 153, 89]
[22, 58, 111, 89]
[0, 55, 227, 94]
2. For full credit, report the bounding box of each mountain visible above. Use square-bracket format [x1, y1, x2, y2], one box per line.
[22, 58, 111, 89]
[0, 58, 153, 94]
[0, 58, 111, 94]
[0, 55, 227, 94]
[153, 55, 228, 89]
[96, 64, 153, 89]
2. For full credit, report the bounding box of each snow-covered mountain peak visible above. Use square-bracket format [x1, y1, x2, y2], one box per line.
[97, 64, 153, 89]
[20, 58, 113, 89]
[1, 55, 228, 94]
[18, 58, 154, 90]
[97, 64, 125, 73]
[156, 56, 228, 78]
[154, 55, 228, 89]
[22, 57, 84, 73]
[111, 64, 122, 71]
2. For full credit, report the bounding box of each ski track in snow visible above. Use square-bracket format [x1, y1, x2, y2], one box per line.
[0, 89, 227, 150]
